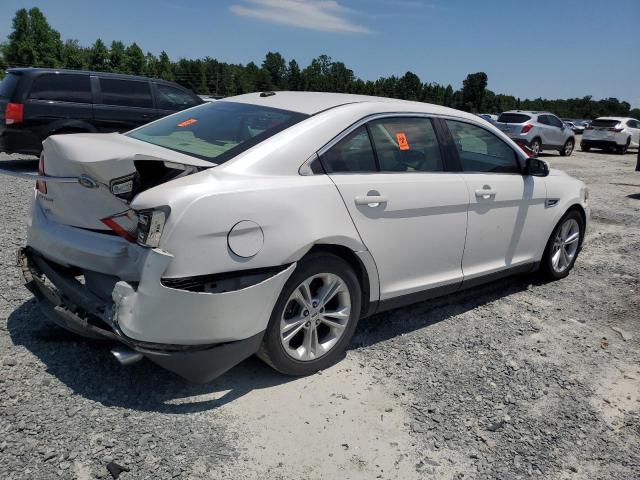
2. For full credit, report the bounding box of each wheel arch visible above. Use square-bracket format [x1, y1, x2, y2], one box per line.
[303, 243, 376, 318]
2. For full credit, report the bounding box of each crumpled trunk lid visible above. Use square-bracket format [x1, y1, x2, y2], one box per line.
[39, 132, 213, 231]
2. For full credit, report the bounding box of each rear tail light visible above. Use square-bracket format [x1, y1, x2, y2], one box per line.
[5, 102, 24, 125]
[136, 207, 170, 248]
[521, 124, 534, 134]
[101, 210, 138, 243]
[608, 127, 623, 132]
[36, 153, 47, 194]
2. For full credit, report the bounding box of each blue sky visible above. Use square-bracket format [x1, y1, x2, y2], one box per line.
[1, 0, 639, 106]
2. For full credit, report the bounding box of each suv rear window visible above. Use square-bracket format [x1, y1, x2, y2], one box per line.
[127, 101, 308, 164]
[0, 73, 20, 99]
[497, 113, 531, 124]
[28, 73, 92, 103]
[591, 119, 620, 128]
[99, 78, 152, 108]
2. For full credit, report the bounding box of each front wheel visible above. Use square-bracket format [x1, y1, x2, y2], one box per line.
[560, 138, 574, 157]
[258, 253, 361, 376]
[540, 210, 584, 280]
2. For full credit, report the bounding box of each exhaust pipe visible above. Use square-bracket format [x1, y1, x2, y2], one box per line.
[111, 347, 143, 366]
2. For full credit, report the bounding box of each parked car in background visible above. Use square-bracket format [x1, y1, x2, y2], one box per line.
[563, 120, 586, 135]
[495, 110, 576, 156]
[13, 92, 589, 382]
[581, 117, 640, 154]
[0, 68, 202, 155]
[478, 113, 498, 124]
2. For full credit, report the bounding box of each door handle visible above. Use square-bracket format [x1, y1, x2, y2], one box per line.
[355, 194, 387, 207]
[475, 188, 497, 199]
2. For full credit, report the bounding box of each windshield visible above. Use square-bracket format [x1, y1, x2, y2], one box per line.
[497, 113, 531, 124]
[128, 101, 308, 163]
[0, 73, 20, 99]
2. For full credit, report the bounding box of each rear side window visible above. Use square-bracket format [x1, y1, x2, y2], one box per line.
[0, 73, 20, 99]
[155, 83, 199, 110]
[99, 78, 152, 108]
[497, 113, 531, 124]
[592, 119, 620, 128]
[28, 74, 92, 103]
[321, 126, 377, 173]
[368, 117, 443, 172]
[446, 120, 520, 174]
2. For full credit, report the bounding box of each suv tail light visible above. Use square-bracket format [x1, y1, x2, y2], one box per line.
[36, 153, 47, 194]
[608, 127, 623, 132]
[101, 210, 138, 243]
[521, 124, 534, 134]
[5, 102, 24, 125]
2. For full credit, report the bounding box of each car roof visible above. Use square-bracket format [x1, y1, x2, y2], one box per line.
[593, 117, 629, 121]
[221, 91, 478, 118]
[501, 110, 554, 116]
[6, 67, 178, 85]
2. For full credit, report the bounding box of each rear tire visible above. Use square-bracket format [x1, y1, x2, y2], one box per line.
[616, 138, 630, 155]
[258, 253, 361, 376]
[560, 138, 574, 157]
[540, 210, 584, 280]
[580, 142, 591, 152]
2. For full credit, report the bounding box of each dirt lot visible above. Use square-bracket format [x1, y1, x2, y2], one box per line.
[0, 145, 638, 479]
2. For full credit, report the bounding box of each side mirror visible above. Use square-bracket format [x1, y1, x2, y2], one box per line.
[526, 157, 549, 177]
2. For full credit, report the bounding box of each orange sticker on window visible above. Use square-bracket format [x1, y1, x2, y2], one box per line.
[396, 132, 410, 150]
[177, 118, 197, 127]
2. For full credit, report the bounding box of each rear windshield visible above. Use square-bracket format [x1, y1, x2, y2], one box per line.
[497, 113, 531, 124]
[0, 73, 20, 99]
[591, 119, 620, 128]
[127, 101, 308, 163]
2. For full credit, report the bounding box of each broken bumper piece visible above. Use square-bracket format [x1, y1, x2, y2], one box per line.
[18, 247, 295, 383]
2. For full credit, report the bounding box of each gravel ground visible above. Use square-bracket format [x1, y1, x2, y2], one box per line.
[0, 145, 638, 479]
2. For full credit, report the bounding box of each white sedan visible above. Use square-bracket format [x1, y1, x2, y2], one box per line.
[16, 92, 589, 382]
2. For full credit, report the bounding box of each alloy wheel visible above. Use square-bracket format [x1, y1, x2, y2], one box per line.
[280, 273, 351, 361]
[531, 140, 541, 155]
[564, 139, 574, 155]
[551, 218, 580, 273]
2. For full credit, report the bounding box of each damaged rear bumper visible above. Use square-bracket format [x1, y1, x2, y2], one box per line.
[18, 248, 295, 382]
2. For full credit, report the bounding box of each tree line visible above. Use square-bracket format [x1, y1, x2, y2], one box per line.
[1, 7, 638, 120]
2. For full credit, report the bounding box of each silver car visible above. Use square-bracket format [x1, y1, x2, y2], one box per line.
[496, 111, 575, 156]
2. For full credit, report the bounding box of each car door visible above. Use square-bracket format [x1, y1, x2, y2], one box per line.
[547, 114, 568, 146]
[93, 77, 158, 132]
[627, 120, 640, 146]
[153, 82, 201, 119]
[537, 115, 556, 147]
[443, 119, 549, 283]
[320, 116, 469, 301]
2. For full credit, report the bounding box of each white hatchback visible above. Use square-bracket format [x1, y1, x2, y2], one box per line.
[581, 117, 640, 154]
[14, 92, 590, 382]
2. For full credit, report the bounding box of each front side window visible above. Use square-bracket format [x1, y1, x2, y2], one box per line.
[155, 83, 199, 110]
[446, 120, 521, 174]
[100, 78, 152, 108]
[128, 101, 308, 164]
[320, 125, 376, 173]
[368, 117, 443, 172]
[28, 73, 92, 103]
[547, 115, 564, 128]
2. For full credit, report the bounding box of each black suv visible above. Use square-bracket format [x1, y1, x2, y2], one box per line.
[0, 68, 203, 155]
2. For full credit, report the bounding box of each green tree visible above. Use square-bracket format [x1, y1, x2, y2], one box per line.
[109, 40, 127, 72]
[460, 72, 488, 112]
[125, 42, 145, 74]
[398, 71, 421, 100]
[262, 51, 287, 90]
[88, 38, 109, 71]
[287, 59, 301, 90]
[157, 51, 173, 80]
[61, 39, 86, 69]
